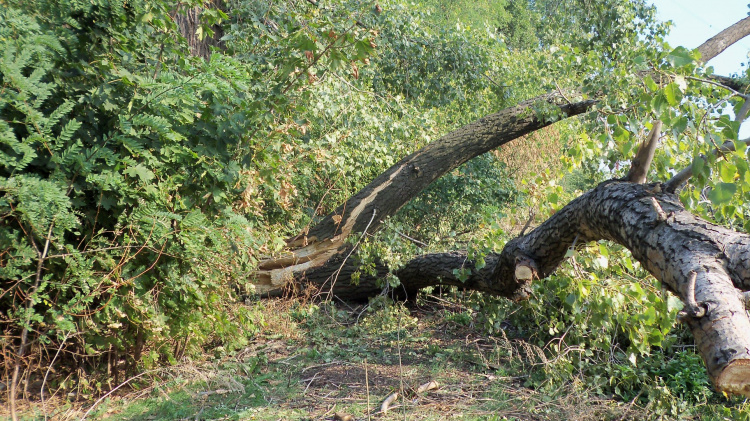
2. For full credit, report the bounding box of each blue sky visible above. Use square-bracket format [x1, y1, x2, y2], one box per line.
[650, 0, 750, 136]
[650, 0, 750, 76]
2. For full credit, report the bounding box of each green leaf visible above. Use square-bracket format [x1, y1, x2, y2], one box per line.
[691, 156, 705, 178]
[565, 293, 577, 306]
[651, 92, 668, 116]
[708, 182, 736, 205]
[593, 255, 608, 270]
[672, 116, 688, 135]
[598, 243, 609, 257]
[124, 164, 155, 182]
[643, 76, 658, 92]
[663, 82, 683, 106]
[719, 162, 737, 183]
[666, 46, 695, 68]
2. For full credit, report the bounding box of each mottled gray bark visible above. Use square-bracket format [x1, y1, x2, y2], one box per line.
[397, 181, 750, 396]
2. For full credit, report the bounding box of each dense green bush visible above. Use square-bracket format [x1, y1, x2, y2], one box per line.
[0, 0, 524, 392]
[0, 0, 376, 386]
[0, 0, 272, 384]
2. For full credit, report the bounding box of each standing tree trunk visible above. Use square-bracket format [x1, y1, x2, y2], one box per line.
[174, 1, 225, 61]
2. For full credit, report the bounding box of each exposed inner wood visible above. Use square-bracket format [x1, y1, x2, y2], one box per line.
[247, 17, 750, 396]
[254, 164, 406, 294]
[625, 120, 662, 184]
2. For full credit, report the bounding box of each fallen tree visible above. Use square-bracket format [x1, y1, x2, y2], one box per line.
[252, 17, 750, 396]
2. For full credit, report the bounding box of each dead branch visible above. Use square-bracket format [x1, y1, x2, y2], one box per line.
[380, 391, 398, 413]
[625, 120, 662, 183]
[416, 380, 439, 394]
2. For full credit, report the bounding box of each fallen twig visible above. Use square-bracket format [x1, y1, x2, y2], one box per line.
[416, 381, 439, 394]
[380, 391, 398, 413]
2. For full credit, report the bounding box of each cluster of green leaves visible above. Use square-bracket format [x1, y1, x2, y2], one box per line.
[570, 41, 750, 230]
[0, 0, 272, 380]
[0, 0, 387, 388]
[0, 0, 527, 391]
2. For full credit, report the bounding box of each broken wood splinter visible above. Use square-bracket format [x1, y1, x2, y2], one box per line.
[380, 392, 398, 413]
[416, 380, 439, 394]
[650, 197, 668, 222]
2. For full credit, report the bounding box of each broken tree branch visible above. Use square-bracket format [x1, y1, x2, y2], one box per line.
[625, 120, 662, 183]
[678, 271, 706, 320]
[650, 196, 668, 222]
[416, 380, 439, 394]
[380, 392, 398, 413]
[252, 17, 750, 296]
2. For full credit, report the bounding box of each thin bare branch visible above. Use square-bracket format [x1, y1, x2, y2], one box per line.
[11, 220, 55, 421]
[687, 75, 749, 98]
[664, 137, 750, 193]
[710, 74, 750, 94]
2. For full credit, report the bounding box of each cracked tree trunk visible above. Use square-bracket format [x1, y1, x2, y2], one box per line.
[254, 16, 750, 295]
[250, 17, 750, 396]
[255, 95, 594, 292]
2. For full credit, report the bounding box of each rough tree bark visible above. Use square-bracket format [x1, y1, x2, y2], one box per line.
[252, 17, 750, 396]
[174, 1, 225, 61]
[255, 17, 750, 295]
[399, 180, 750, 396]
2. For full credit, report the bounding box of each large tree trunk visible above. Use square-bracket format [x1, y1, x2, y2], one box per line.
[252, 17, 750, 396]
[423, 181, 750, 395]
[256, 94, 595, 292]
[407, 181, 750, 396]
[255, 17, 750, 295]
